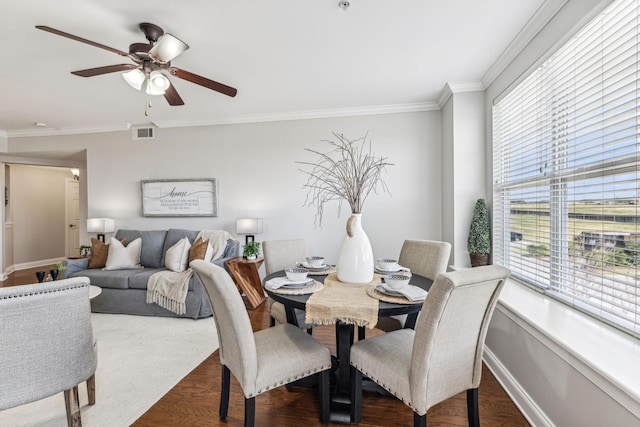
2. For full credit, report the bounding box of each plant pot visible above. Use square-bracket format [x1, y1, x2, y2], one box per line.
[246, 255, 257, 260]
[470, 253, 489, 267]
[336, 213, 374, 283]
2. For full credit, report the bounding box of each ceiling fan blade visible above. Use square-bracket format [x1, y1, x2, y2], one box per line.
[163, 83, 185, 106]
[149, 34, 189, 63]
[71, 64, 138, 77]
[169, 68, 237, 98]
[36, 25, 128, 57]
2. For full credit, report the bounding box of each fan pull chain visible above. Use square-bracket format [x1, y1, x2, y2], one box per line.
[144, 100, 152, 116]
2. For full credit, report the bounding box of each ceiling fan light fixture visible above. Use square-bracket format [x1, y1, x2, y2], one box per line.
[149, 34, 189, 63]
[146, 70, 170, 95]
[123, 69, 145, 90]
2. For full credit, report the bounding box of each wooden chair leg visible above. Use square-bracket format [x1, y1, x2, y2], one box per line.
[86, 374, 96, 405]
[319, 369, 330, 425]
[64, 386, 82, 427]
[414, 412, 426, 427]
[350, 366, 362, 423]
[467, 388, 480, 427]
[244, 396, 255, 427]
[220, 365, 230, 419]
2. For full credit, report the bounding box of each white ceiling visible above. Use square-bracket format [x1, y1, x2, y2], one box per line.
[0, 0, 557, 137]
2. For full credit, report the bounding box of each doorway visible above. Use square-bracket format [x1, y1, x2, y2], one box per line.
[66, 178, 80, 257]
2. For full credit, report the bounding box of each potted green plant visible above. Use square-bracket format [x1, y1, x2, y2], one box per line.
[243, 241, 261, 260]
[50, 261, 68, 280]
[467, 198, 491, 267]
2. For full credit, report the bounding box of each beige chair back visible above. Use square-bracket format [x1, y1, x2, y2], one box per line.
[191, 260, 258, 392]
[0, 278, 96, 410]
[398, 239, 451, 280]
[410, 265, 510, 411]
[262, 239, 308, 275]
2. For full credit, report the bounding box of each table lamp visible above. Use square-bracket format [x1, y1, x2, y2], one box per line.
[87, 218, 115, 243]
[236, 218, 263, 244]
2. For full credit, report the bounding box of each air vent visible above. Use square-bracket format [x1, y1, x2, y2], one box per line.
[132, 126, 155, 140]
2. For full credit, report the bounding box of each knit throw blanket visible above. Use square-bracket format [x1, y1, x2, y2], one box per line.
[147, 269, 193, 315]
[146, 229, 231, 315]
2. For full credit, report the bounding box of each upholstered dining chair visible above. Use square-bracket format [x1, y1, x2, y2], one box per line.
[351, 265, 510, 427]
[262, 239, 315, 332]
[376, 239, 452, 332]
[0, 277, 97, 427]
[191, 260, 331, 426]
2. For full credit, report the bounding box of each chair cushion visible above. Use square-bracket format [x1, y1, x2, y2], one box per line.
[251, 324, 331, 397]
[350, 329, 415, 406]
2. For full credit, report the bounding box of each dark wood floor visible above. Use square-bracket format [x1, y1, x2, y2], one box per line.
[2, 268, 530, 427]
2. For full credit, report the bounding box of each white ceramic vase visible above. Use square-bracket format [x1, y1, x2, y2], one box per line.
[336, 213, 374, 284]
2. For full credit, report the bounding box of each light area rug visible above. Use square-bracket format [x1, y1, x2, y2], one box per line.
[0, 313, 219, 427]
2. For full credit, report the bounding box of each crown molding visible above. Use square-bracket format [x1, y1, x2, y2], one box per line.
[481, 0, 568, 88]
[2, 103, 438, 136]
[152, 103, 440, 129]
[6, 123, 132, 138]
[437, 81, 486, 109]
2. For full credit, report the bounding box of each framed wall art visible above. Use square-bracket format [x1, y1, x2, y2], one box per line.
[141, 178, 218, 217]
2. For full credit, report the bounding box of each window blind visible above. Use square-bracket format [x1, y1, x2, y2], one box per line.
[493, 0, 639, 337]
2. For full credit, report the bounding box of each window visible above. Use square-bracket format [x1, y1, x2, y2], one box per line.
[493, 0, 639, 337]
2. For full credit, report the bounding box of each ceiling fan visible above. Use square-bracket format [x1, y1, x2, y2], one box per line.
[36, 23, 237, 106]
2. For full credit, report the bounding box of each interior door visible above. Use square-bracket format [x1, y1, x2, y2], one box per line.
[66, 179, 80, 257]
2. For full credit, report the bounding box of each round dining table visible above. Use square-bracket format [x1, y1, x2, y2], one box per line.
[263, 270, 433, 424]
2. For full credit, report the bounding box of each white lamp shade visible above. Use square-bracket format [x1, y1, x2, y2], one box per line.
[87, 218, 115, 233]
[122, 69, 145, 90]
[236, 218, 263, 235]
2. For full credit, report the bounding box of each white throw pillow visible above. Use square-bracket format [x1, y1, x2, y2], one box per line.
[165, 237, 192, 272]
[103, 237, 143, 270]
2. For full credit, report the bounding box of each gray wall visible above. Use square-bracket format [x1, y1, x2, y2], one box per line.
[7, 111, 443, 265]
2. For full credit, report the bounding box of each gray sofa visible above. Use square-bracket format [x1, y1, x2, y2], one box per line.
[66, 229, 240, 319]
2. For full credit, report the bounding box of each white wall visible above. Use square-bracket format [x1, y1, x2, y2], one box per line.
[9, 111, 442, 265]
[11, 164, 69, 264]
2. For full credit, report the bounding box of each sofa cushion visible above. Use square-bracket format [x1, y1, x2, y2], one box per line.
[127, 268, 198, 291]
[88, 238, 109, 269]
[189, 238, 214, 264]
[71, 268, 135, 290]
[115, 230, 167, 268]
[104, 237, 143, 270]
[162, 229, 199, 264]
[165, 237, 191, 272]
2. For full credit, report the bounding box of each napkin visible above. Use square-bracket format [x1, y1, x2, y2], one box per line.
[379, 284, 427, 302]
[266, 277, 313, 289]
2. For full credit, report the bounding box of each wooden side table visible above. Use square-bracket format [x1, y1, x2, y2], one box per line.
[225, 257, 265, 309]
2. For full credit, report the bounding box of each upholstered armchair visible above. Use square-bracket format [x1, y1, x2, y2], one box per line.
[350, 265, 510, 427]
[191, 260, 331, 426]
[376, 239, 451, 332]
[262, 239, 314, 332]
[0, 278, 98, 427]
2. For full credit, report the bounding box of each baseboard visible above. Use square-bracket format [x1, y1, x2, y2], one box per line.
[483, 347, 554, 427]
[5, 258, 67, 277]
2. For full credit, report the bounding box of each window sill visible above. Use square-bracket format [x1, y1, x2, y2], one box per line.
[494, 279, 640, 418]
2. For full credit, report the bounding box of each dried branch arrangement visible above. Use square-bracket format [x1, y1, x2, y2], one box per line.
[298, 132, 393, 226]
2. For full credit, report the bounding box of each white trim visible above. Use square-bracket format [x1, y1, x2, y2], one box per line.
[493, 281, 640, 419]
[6, 123, 132, 138]
[481, 0, 569, 88]
[437, 81, 485, 109]
[483, 347, 553, 427]
[12, 257, 67, 273]
[3, 103, 437, 137]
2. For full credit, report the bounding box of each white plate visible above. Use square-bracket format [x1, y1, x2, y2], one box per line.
[282, 279, 315, 289]
[376, 284, 404, 296]
[299, 262, 329, 270]
[375, 265, 400, 272]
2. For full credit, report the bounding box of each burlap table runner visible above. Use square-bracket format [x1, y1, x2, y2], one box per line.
[305, 273, 379, 329]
